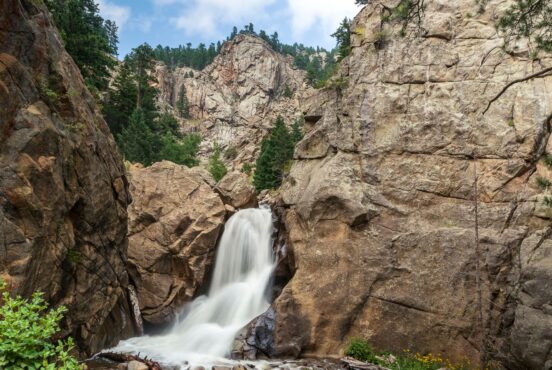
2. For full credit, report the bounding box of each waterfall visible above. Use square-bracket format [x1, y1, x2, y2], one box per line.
[111, 208, 275, 366]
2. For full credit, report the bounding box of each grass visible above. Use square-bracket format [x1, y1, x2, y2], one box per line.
[345, 339, 472, 370]
[536, 176, 551, 190]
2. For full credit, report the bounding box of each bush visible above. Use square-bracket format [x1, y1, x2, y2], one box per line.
[345, 338, 377, 363]
[0, 280, 82, 369]
[209, 143, 227, 182]
[242, 163, 253, 175]
[224, 146, 238, 160]
[536, 176, 551, 190]
[159, 133, 201, 167]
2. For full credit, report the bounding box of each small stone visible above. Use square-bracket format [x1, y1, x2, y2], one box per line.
[127, 361, 149, 370]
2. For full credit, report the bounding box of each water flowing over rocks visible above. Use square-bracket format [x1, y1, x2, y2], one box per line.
[155, 35, 312, 167]
[0, 0, 134, 355]
[267, 1, 552, 368]
[126, 161, 227, 326]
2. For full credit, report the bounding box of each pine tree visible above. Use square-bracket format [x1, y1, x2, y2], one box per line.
[332, 18, 352, 61]
[209, 144, 228, 182]
[291, 115, 304, 144]
[159, 133, 201, 167]
[176, 85, 190, 118]
[45, 0, 118, 92]
[253, 116, 294, 192]
[117, 109, 156, 166]
[102, 62, 137, 136]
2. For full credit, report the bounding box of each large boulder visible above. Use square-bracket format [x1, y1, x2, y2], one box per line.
[271, 0, 552, 368]
[0, 0, 134, 355]
[216, 171, 257, 209]
[127, 161, 226, 325]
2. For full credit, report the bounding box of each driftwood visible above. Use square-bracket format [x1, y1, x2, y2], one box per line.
[340, 357, 390, 370]
[97, 351, 162, 370]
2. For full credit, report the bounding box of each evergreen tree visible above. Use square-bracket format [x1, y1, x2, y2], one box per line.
[102, 62, 137, 136]
[159, 133, 201, 167]
[291, 115, 304, 144]
[117, 109, 156, 166]
[253, 116, 294, 192]
[209, 144, 228, 182]
[176, 85, 190, 118]
[332, 18, 352, 61]
[126, 43, 157, 110]
[157, 112, 181, 138]
[45, 0, 118, 92]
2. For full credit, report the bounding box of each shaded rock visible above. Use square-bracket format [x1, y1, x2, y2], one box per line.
[0, 0, 133, 355]
[216, 171, 257, 209]
[127, 161, 226, 325]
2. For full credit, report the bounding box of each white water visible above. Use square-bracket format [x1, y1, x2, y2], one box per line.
[111, 208, 275, 366]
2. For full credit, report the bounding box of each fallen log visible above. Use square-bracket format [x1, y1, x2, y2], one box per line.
[97, 351, 162, 370]
[340, 357, 390, 370]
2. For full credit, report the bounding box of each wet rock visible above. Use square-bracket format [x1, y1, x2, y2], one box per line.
[127, 161, 226, 325]
[0, 0, 133, 355]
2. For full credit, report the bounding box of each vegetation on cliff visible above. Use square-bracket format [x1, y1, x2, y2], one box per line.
[0, 281, 82, 369]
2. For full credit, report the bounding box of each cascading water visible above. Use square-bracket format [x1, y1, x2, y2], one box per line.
[111, 208, 275, 366]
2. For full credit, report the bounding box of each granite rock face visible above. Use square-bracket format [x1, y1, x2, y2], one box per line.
[0, 0, 134, 354]
[270, 1, 552, 368]
[155, 35, 312, 169]
[126, 161, 227, 325]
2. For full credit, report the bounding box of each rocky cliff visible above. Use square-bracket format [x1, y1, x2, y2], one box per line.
[126, 162, 256, 327]
[155, 34, 311, 168]
[0, 0, 134, 355]
[267, 1, 552, 369]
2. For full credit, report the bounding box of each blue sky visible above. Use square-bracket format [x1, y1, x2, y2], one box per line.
[96, 0, 360, 57]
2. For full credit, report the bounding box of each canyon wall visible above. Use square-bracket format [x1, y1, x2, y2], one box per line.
[0, 0, 135, 354]
[269, 1, 552, 369]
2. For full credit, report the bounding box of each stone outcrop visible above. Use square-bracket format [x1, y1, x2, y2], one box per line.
[0, 0, 134, 355]
[126, 161, 227, 325]
[155, 35, 312, 168]
[267, 1, 552, 368]
[216, 171, 257, 209]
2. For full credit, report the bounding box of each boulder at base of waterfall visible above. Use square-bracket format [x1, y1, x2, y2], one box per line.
[127, 161, 226, 325]
[216, 171, 257, 209]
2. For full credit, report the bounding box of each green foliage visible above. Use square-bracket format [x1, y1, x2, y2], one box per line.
[332, 18, 352, 61]
[242, 163, 253, 175]
[253, 116, 295, 192]
[0, 280, 82, 369]
[543, 153, 552, 169]
[345, 338, 378, 363]
[344, 338, 466, 370]
[176, 85, 190, 119]
[291, 115, 305, 144]
[224, 146, 238, 160]
[496, 0, 552, 53]
[283, 84, 293, 98]
[117, 109, 157, 166]
[45, 0, 118, 92]
[209, 144, 228, 182]
[356, 0, 426, 37]
[537, 176, 552, 190]
[159, 133, 201, 168]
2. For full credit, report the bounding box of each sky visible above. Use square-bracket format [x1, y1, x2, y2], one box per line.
[96, 0, 360, 57]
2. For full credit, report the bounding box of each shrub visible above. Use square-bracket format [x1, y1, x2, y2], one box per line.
[242, 163, 253, 175]
[543, 153, 552, 169]
[224, 146, 238, 160]
[536, 176, 551, 190]
[345, 338, 377, 363]
[209, 143, 227, 182]
[0, 280, 82, 369]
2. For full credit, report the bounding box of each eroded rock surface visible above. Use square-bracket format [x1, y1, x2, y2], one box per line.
[127, 161, 226, 325]
[216, 171, 257, 209]
[270, 1, 552, 368]
[155, 35, 312, 168]
[0, 0, 134, 354]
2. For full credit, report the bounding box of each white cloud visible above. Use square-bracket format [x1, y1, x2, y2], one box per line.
[287, 0, 358, 43]
[155, 0, 277, 38]
[97, 0, 131, 30]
